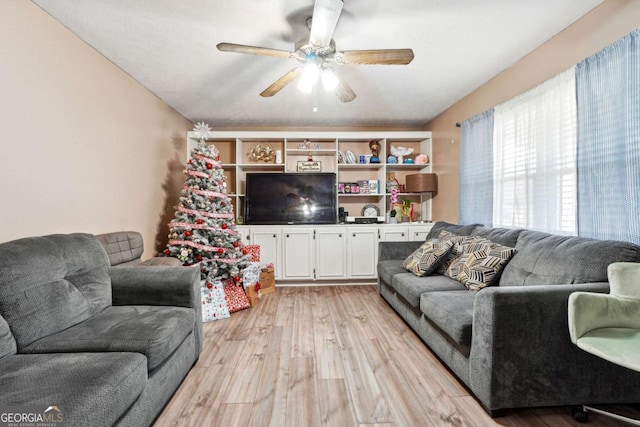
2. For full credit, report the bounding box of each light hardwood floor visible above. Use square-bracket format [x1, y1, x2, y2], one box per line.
[154, 286, 633, 427]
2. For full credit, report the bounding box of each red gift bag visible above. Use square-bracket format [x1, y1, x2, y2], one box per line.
[223, 282, 251, 313]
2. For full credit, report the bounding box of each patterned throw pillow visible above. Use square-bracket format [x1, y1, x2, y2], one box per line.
[402, 238, 454, 276]
[436, 231, 477, 275]
[446, 238, 517, 290]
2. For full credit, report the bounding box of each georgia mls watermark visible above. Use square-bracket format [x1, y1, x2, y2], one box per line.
[0, 405, 64, 427]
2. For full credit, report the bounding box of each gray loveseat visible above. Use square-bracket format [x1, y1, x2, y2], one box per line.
[377, 221, 640, 416]
[0, 233, 202, 426]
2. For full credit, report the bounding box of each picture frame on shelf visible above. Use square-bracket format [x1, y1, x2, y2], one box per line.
[297, 161, 322, 172]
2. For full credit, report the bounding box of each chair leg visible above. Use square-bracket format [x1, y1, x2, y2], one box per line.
[575, 405, 640, 425]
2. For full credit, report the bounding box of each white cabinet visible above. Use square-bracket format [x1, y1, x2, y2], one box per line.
[409, 226, 433, 241]
[380, 226, 409, 242]
[283, 228, 315, 280]
[241, 227, 283, 280]
[238, 223, 432, 283]
[315, 227, 347, 279]
[347, 227, 379, 279]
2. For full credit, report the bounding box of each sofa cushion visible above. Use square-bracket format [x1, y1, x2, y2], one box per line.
[471, 226, 523, 248]
[377, 260, 408, 286]
[420, 290, 476, 347]
[436, 232, 478, 275]
[426, 221, 481, 240]
[500, 230, 640, 286]
[391, 273, 466, 308]
[96, 231, 144, 266]
[0, 234, 112, 349]
[402, 238, 454, 276]
[22, 305, 194, 371]
[0, 352, 146, 427]
[447, 240, 517, 290]
[0, 314, 16, 359]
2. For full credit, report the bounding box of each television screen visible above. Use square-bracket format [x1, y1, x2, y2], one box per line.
[245, 173, 337, 225]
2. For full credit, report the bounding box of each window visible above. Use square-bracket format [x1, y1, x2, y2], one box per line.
[493, 67, 577, 234]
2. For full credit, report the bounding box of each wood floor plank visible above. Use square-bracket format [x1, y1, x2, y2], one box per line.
[285, 356, 322, 427]
[362, 338, 438, 427]
[154, 285, 630, 427]
[312, 287, 346, 379]
[291, 287, 315, 357]
[200, 403, 252, 427]
[318, 378, 359, 427]
[332, 317, 391, 424]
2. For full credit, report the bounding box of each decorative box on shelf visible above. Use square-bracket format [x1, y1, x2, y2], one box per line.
[406, 173, 437, 193]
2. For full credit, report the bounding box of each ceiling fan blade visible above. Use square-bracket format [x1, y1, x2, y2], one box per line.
[260, 68, 303, 97]
[336, 49, 415, 65]
[333, 71, 356, 103]
[309, 0, 343, 48]
[217, 42, 293, 59]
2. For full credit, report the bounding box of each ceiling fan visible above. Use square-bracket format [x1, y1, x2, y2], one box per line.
[216, 0, 414, 103]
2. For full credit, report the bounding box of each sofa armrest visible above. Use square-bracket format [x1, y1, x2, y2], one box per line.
[111, 265, 200, 308]
[378, 241, 422, 262]
[111, 265, 203, 357]
[468, 282, 611, 411]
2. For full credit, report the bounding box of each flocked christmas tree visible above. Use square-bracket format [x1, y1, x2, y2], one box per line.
[165, 122, 251, 283]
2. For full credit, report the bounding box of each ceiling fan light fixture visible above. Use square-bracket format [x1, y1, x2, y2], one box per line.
[297, 62, 320, 93]
[321, 68, 339, 92]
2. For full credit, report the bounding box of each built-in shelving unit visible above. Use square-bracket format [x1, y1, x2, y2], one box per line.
[186, 131, 433, 223]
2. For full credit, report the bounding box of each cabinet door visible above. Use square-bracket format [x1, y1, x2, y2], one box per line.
[380, 227, 409, 242]
[250, 228, 282, 280]
[315, 228, 347, 280]
[347, 227, 378, 279]
[409, 225, 434, 241]
[283, 228, 315, 280]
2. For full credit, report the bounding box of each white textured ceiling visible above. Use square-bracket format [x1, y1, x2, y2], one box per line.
[32, 0, 602, 128]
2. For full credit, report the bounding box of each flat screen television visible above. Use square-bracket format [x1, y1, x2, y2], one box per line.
[245, 173, 337, 225]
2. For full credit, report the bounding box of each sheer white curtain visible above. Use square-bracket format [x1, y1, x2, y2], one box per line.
[493, 67, 577, 234]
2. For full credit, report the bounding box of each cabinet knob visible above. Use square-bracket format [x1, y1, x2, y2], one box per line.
[353, 233, 356, 237]
[273, 234, 277, 238]
[286, 234, 289, 238]
[401, 233, 405, 237]
[339, 233, 342, 238]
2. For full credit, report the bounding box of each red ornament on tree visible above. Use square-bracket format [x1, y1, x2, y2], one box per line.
[206, 163, 213, 169]
[221, 223, 228, 230]
[164, 249, 170, 255]
[196, 219, 203, 224]
[184, 230, 192, 237]
[242, 248, 247, 255]
[218, 248, 224, 254]
[206, 282, 213, 289]
[220, 201, 225, 207]
[234, 276, 241, 283]
[233, 242, 239, 247]
[197, 254, 203, 261]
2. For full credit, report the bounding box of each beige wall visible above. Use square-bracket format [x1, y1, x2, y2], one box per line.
[426, 0, 640, 223]
[0, 1, 192, 257]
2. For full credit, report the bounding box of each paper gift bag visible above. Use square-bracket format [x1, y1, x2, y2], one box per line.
[259, 264, 276, 295]
[201, 279, 230, 322]
[245, 283, 261, 307]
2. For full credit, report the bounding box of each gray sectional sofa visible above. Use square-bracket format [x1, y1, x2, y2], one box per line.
[377, 221, 640, 416]
[0, 233, 202, 426]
